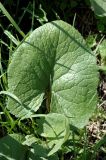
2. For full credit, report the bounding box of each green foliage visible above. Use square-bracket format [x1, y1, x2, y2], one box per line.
[0, 134, 59, 160]
[37, 113, 70, 156]
[86, 35, 96, 48]
[0, 1, 105, 159]
[0, 134, 27, 160]
[96, 18, 106, 33]
[0, 2, 25, 37]
[89, 0, 106, 33]
[0, 20, 99, 159]
[90, 0, 106, 17]
[99, 39, 106, 64]
[98, 39, 106, 73]
[7, 20, 98, 128]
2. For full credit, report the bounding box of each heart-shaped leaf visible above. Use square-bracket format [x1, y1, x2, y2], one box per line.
[7, 20, 98, 128]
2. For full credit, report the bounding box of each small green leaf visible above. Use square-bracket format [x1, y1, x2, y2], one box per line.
[23, 135, 38, 146]
[37, 113, 71, 155]
[28, 143, 59, 160]
[37, 113, 68, 138]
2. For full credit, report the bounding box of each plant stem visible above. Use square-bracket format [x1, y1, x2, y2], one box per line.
[83, 127, 87, 160]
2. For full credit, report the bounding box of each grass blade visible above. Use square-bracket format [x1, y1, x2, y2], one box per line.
[0, 2, 25, 38]
[4, 30, 19, 46]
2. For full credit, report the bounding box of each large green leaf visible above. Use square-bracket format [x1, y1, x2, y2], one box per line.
[7, 20, 98, 128]
[90, 0, 106, 17]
